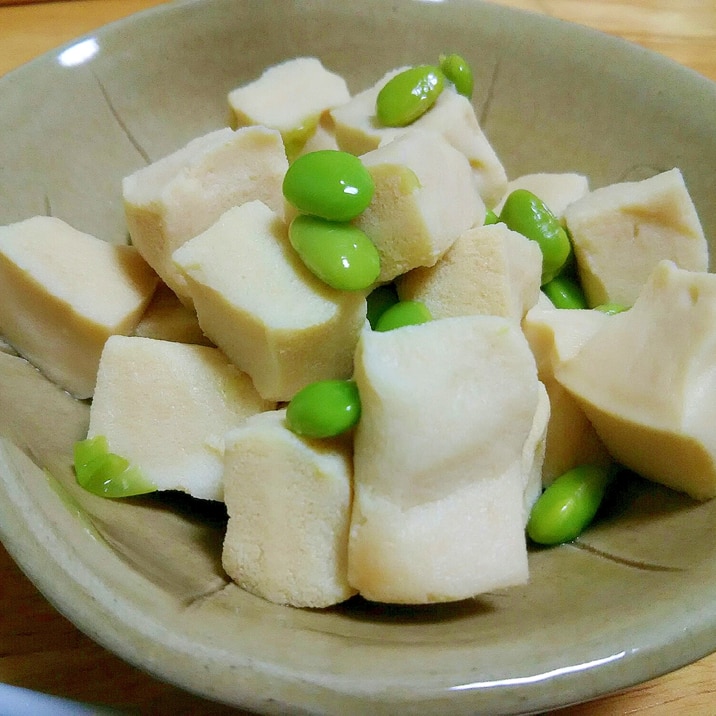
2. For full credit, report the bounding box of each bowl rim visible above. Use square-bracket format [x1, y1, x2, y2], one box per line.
[2, 1, 716, 714]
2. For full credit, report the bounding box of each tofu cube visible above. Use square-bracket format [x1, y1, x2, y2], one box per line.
[123, 126, 288, 304]
[348, 316, 540, 603]
[88, 335, 273, 501]
[564, 168, 708, 307]
[331, 72, 507, 207]
[0, 216, 158, 398]
[173, 200, 366, 402]
[222, 409, 355, 608]
[228, 57, 350, 160]
[557, 260, 716, 499]
[354, 129, 485, 283]
[397, 222, 542, 322]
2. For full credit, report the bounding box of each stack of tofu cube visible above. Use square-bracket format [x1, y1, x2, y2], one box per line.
[0, 56, 712, 609]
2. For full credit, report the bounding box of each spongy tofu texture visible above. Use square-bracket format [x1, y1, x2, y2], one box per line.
[0, 215, 158, 398]
[222, 409, 355, 608]
[88, 335, 273, 501]
[348, 316, 539, 603]
[123, 126, 288, 303]
[173, 200, 366, 402]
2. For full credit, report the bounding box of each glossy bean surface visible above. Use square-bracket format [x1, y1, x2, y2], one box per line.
[286, 379, 361, 438]
[366, 283, 400, 328]
[289, 214, 381, 291]
[499, 189, 572, 285]
[74, 436, 156, 498]
[375, 300, 432, 331]
[439, 53, 474, 98]
[282, 149, 374, 221]
[527, 464, 614, 545]
[542, 274, 588, 309]
[376, 65, 444, 127]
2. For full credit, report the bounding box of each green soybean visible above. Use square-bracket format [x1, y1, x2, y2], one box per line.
[483, 208, 499, 226]
[366, 283, 399, 328]
[594, 302, 629, 315]
[439, 53, 474, 98]
[74, 435, 156, 498]
[376, 65, 445, 127]
[289, 215, 381, 291]
[527, 464, 615, 545]
[282, 149, 375, 222]
[286, 379, 361, 438]
[375, 300, 432, 332]
[499, 189, 572, 285]
[542, 275, 588, 309]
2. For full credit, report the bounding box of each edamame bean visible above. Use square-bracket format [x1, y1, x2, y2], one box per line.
[74, 435, 156, 498]
[439, 53, 474, 98]
[289, 215, 381, 291]
[286, 379, 361, 438]
[527, 464, 615, 545]
[483, 208, 499, 226]
[376, 65, 445, 127]
[499, 189, 572, 285]
[542, 275, 588, 309]
[594, 302, 628, 315]
[375, 299, 432, 332]
[281, 115, 319, 163]
[282, 150, 375, 221]
[366, 283, 399, 328]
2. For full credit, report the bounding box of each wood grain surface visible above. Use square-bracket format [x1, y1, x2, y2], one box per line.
[1, 2, 716, 714]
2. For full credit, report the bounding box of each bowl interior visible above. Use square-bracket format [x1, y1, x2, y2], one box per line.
[1, 1, 716, 714]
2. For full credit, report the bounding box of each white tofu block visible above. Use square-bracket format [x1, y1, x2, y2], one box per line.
[494, 172, 590, 218]
[228, 57, 350, 159]
[222, 409, 355, 608]
[564, 168, 708, 307]
[355, 129, 485, 283]
[134, 282, 212, 346]
[331, 73, 507, 208]
[404, 89, 508, 209]
[123, 126, 288, 304]
[397, 222, 542, 322]
[557, 261, 716, 499]
[348, 316, 540, 603]
[522, 303, 611, 485]
[88, 335, 273, 501]
[0, 216, 158, 398]
[173, 200, 366, 402]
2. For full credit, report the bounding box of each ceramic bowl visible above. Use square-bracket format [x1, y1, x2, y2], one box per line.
[1, 1, 716, 714]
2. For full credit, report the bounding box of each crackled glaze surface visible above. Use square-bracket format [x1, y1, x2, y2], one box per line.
[1, 1, 716, 714]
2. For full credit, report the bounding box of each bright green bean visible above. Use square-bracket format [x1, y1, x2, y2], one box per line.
[499, 189, 572, 285]
[542, 275, 588, 309]
[74, 435, 156, 498]
[439, 53, 474, 98]
[282, 149, 375, 221]
[376, 65, 445, 127]
[374, 300, 432, 332]
[289, 215, 380, 291]
[366, 283, 399, 328]
[527, 464, 615, 545]
[483, 208, 499, 226]
[286, 379, 361, 438]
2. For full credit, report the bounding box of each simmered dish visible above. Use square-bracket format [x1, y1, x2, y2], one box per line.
[0, 54, 712, 610]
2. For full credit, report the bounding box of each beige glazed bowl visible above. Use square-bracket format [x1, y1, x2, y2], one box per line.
[2, 1, 716, 714]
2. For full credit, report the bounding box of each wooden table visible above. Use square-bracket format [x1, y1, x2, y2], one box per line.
[1, 1, 715, 714]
